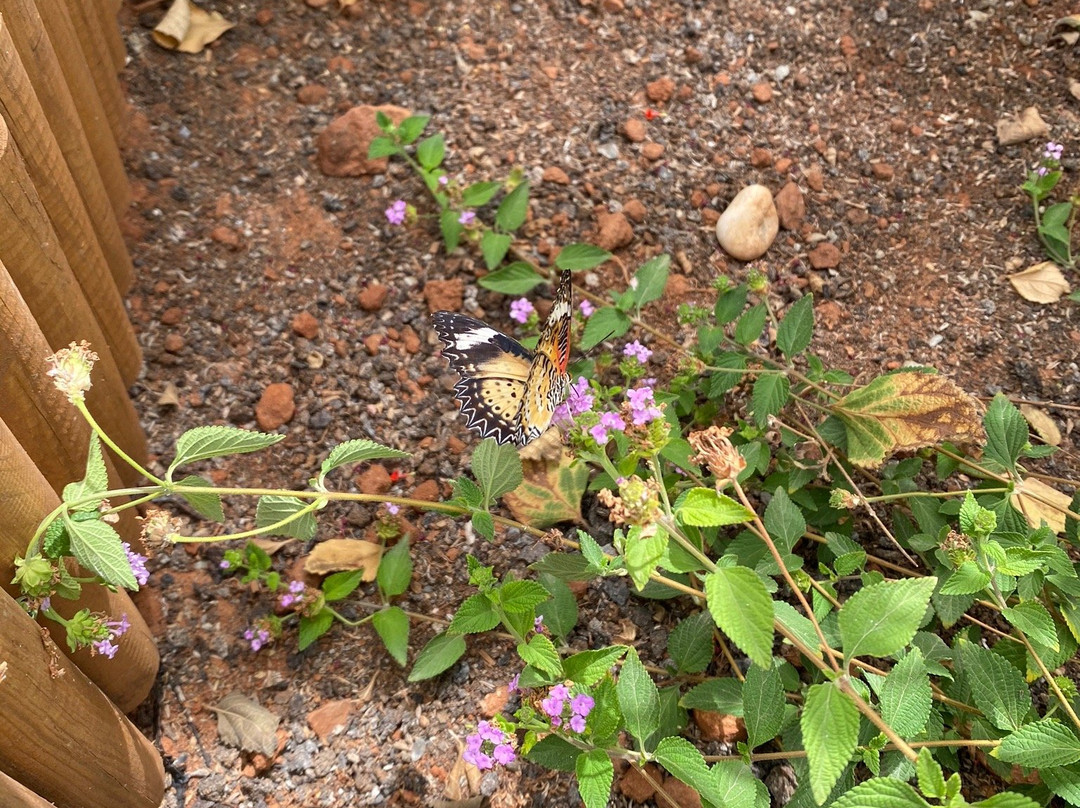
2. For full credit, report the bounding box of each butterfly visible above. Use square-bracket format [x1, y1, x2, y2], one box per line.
[433, 270, 573, 447]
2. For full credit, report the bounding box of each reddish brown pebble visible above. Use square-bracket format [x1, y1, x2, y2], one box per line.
[307, 701, 353, 744]
[479, 687, 510, 718]
[297, 84, 328, 105]
[163, 333, 185, 353]
[401, 325, 421, 354]
[774, 157, 793, 174]
[701, 208, 720, 226]
[641, 142, 664, 160]
[774, 181, 805, 231]
[446, 435, 466, 454]
[255, 8, 274, 25]
[594, 210, 634, 251]
[750, 147, 772, 168]
[357, 464, 391, 495]
[327, 56, 355, 73]
[210, 226, 240, 248]
[751, 83, 773, 103]
[663, 777, 704, 808]
[840, 34, 857, 56]
[316, 105, 411, 177]
[160, 306, 183, 325]
[255, 383, 295, 430]
[358, 282, 389, 311]
[305, 0, 330, 7]
[422, 278, 464, 313]
[693, 710, 746, 743]
[362, 334, 382, 355]
[645, 76, 675, 103]
[618, 764, 660, 802]
[846, 208, 869, 225]
[622, 199, 647, 222]
[804, 165, 825, 192]
[871, 162, 895, 181]
[685, 46, 704, 63]
[623, 118, 647, 142]
[411, 479, 440, 502]
[808, 242, 841, 269]
[690, 189, 708, 208]
[291, 311, 320, 339]
[542, 166, 571, 184]
[601, 0, 624, 10]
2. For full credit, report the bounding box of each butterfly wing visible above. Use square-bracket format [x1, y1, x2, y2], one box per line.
[514, 270, 573, 445]
[432, 312, 534, 445]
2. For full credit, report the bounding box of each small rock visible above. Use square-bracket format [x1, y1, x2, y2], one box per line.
[666, 273, 691, 297]
[479, 687, 510, 718]
[594, 210, 634, 251]
[316, 105, 411, 177]
[641, 142, 664, 160]
[362, 334, 383, 355]
[693, 710, 746, 743]
[840, 34, 858, 57]
[161, 306, 183, 325]
[804, 165, 824, 192]
[210, 226, 240, 248]
[645, 76, 675, 103]
[622, 199, 647, 222]
[327, 56, 354, 73]
[751, 83, 773, 103]
[871, 162, 894, 181]
[296, 84, 328, 105]
[255, 8, 274, 25]
[996, 106, 1048, 146]
[541, 166, 570, 184]
[618, 763, 660, 802]
[774, 157, 793, 174]
[601, 0, 623, 10]
[358, 283, 389, 311]
[446, 435, 466, 454]
[808, 242, 841, 269]
[663, 777, 703, 808]
[357, 464, 391, 495]
[411, 479, 440, 501]
[774, 181, 805, 231]
[401, 325, 421, 354]
[307, 700, 354, 744]
[255, 384, 295, 430]
[423, 278, 464, 313]
[291, 311, 320, 339]
[163, 333, 185, 353]
[701, 209, 720, 226]
[750, 147, 773, 168]
[597, 142, 619, 160]
[715, 184, 779, 261]
[623, 118, 647, 142]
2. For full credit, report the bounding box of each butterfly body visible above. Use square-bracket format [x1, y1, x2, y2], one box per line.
[433, 270, 572, 447]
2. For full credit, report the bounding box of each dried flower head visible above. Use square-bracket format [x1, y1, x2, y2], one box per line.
[139, 508, 178, 549]
[597, 475, 662, 526]
[45, 341, 98, 403]
[688, 426, 746, 488]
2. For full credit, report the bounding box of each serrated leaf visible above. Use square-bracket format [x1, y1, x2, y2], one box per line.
[500, 580, 550, 614]
[707, 352, 748, 398]
[751, 374, 790, 428]
[743, 662, 785, 749]
[175, 475, 225, 522]
[668, 611, 714, 674]
[415, 133, 445, 170]
[504, 450, 588, 528]
[480, 231, 513, 269]
[1042, 765, 1080, 807]
[322, 569, 364, 601]
[802, 682, 860, 805]
[681, 677, 744, 714]
[299, 610, 333, 650]
[66, 518, 138, 589]
[556, 243, 611, 270]
[777, 294, 814, 358]
[628, 254, 669, 308]
[581, 306, 632, 350]
[678, 488, 755, 527]
[440, 208, 463, 252]
[396, 114, 429, 143]
[1002, 600, 1058, 649]
[976, 793, 1046, 808]
[471, 509, 495, 541]
[654, 736, 723, 807]
[704, 567, 774, 668]
[530, 552, 596, 581]
[763, 487, 806, 555]
[625, 524, 666, 591]
[472, 438, 523, 507]
[372, 606, 409, 666]
[830, 778, 931, 808]
[477, 262, 545, 295]
[377, 538, 412, 598]
[774, 600, 825, 660]
[617, 648, 661, 747]
[170, 426, 284, 476]
[940, 561, 992, 595]
[838, 577, 936, 660]
[734, 303, 768, 346]
[916, 747, 946, 799]
[714, 284, 749, 325]
[831, 373, 984, 468]
[536, 574, 577, 640]
[518, 633, 561, 678]
[957, 640, 1031, 731]
[984, 394, 1028, 475]
[879, 648, 932, 737]
[366, 136, 397, 158]
[63, 434, 108, 510]
[253, 494, 316, 540]
[451, 476, 483, 508]
[997, 719, 1080, 768]
[461, 180, 501, 206]
[576, 749, 614, 808]
[495, 181, 530, 232]
[562, 647, 628, 685]
[449, 593, 501, 634]
[213, 693, 280, 756]
[303, 539, 381, 579]
[408, 632, 467, 681]
[526, 734, 582, 772]
[321, 439, 409, 475]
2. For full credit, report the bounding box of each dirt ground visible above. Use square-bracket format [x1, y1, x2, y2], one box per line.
[116, 1, 1079, 806]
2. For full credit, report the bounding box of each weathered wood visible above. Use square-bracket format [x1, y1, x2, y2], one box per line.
[57, 0, 127, 140]
[0, 768, 65, 808]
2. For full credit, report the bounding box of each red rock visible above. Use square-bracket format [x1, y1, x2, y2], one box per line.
[693, 710, 745, 742]
[307, 700, 354, 743]
[255, 383, 295, 430]
[362, 333, 383, 355]
[255, 8, 274, 25]
[808, 242, 841, 269]
[358, 283, 389, 311]
[641, 142, 664, 160]
[594, 210, 633, 251]
[401, 325, 421, 354]
[601, 0, 624, 10]
[623, 118, 647, 142]
[161, 306, 183, 325]
[662, 777, 703, 808]
[751, 83, 773, 103]
[774, 181, 805, 231]
[357, 464, 391, 495]
[804, 165, 825, 192]
[210, 226, 240, 248]
[645, 77, 675, 103]
[316, 105, 411, 177]
[622, 199, 647, 222]
[618, 763, 660, 801]
[291, 311, 320, 339]
[163, 333, 185, 353]
[701, 208, 720, 226]
[871, 162, 895, 181]
[666, 273, 691, 297]
[774, 157, 793, 174]
[422, 278, 464, 313]
[542, 166, 570, 184]
[750, 147, 772, 168]
[479, 686, 509, 718]
[840, 34, 857, 57]
[446, 435, 466, 454]
[327, 56, 355, 73]
[411, 479, 440, 502]
[297, 84, 328, 105]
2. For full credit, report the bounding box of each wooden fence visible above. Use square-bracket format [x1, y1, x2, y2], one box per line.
[0, 1, 164, 806]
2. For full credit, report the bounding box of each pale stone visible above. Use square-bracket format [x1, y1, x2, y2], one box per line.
[715, 184, 778, 261]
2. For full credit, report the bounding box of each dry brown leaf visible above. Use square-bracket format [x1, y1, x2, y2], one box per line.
[153, 0, 236, 54]
[1053, 14, 1080, 45]
[1019, 404, 1062, 446]
[504, 449, 588, 529]
[1011, 477, 1072, 534]
[996, 106, 1048, 146]
[303, 538, 381, 579]
[158, 381, 180, 406]
[1008, 261, 1071, 303]
[251, 538, 292, 556]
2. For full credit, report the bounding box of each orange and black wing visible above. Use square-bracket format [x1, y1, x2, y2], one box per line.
[514, 270, 573, 445]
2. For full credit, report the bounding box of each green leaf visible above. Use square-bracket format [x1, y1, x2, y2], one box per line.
[830, 778, 931, 808]
[678, 488, 755, 527]
[461, 181, 501, 207]
[470, 509, 495, 541]
[878, 648, 932, 737]
[743, 662, 785, 749]
[449, 594, 501, 634]
[802, 682, 860, 805]
[707, 352, 747, 398]
[480, 231, 513, 269]
[983, 394, 1028, 474]
[174, 475, 225, 522]
[628, 254, 669, 307]
[1002, 600, 1058, 650]
[704, 567, 774, 668]
[518, 634, 561, 678]
[975, 793, 1045, 808]
[440, 208, 464, 252]
[763, 487, 806, 555]
[366, 136, 397, 159]
[667, 611, 714, 674]
[681, 678, 744, 714]
[997, 719, 1080, 768]
[495, 181, 530, 232]
[66, 518, 137, 589]
[555, 243, 611, 270]
[751, 374, 790, 428]
[372, 606, 409, 666]
[374, 538, 412, 598]
[576, 749, 614, 808]
[773, 601, 825, 660]
[322, 569, 363, 601]
[838, 577, 936, 660]
[916, 747, 946, 799]
[536, 574, 577, 640]
[169, 426, 284, 476]
[415, 133, 445, 170]
[321, 439, 409, 475]
[477, 262, 545, 295]
[734, 303, 768, 346]
[654, 736, 723, 807]
[957, 639, 1031, 731]
[530, 552, 596, 581]
[562, 646, 628, 685]
[254, 495, 316, 540]
[472, 438, 523, 507]
[776, 294, 814, 358]
[408, 632, 467, 681]
[298, 610, 334, 651]
[1042, 764, 1080, 807]
[526, 734, 581, 772]
[940, 561, 992, 596]
[1066, 490, 1080, 545]
[500, 580, 550, 614]
[617, 648, 661, 748]
[396, 114, 429, 143]
[63, 434, 109, 510]
[625, 524, 666, 592]
[714, 284, 748, 324]
[581, 306, 632, 350]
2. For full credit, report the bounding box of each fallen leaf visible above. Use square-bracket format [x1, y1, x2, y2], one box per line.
[306, 699, 354, 743]
[1053, 14, 1080, 45]
[153, 0, 236, 54]
[1008, 261, 1071, 303]
[213, 693, 280, 756]
[303, 538, 381, 579]
[158, 381, 180, 406]
[504, 449, 588, 528]
[1019, 404, 1062, 446]
[517, 427, 564, 463]
[1011, 477, 1072, 534]
[251, 538, 292, 556]
[996, 106, 1048, 147]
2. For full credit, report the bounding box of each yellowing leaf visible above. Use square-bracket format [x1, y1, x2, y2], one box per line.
[213, 693, 280, 756]
[504, 450, 588, 529]
[1019, 404, 1062, 447]
[1008, 261, 1071, 304]
[303, 538, 381, 579]
[153, 0, 236, 54]
[1011, 477, 1072, 534]
[831, 372, 984, 467]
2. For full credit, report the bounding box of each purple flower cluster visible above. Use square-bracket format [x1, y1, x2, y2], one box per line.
[463, 720, 517, 770]
[623, 340, 652, 363]
[279, 580, 306, 608]
[626, 386, 664, 426]
[1044, 141, 1064, 161]
[244, 626, 271, 652]
[590, 411, 626, 445]
[458, 210, 476, 225]
[509, 298, 535, 324]
[385, 199, 407, 225]
[540, 684, 595, 733]
[579, 299, 595, 317]
[93, 614, 131, 659]
[385, 502, 401, 516]
[123, 542, 150, 586]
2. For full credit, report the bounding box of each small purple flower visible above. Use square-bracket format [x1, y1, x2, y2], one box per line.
[385, 199, 407, 225]
[550, 684, 569, 701]
[1038, 166, 1049, 177]
[438, 175, 449, 186]
[243, 627, 271, 652]
[458, 210, 476, 225]
[493, 743, 516, 765]
[463, 722, 515, 770]
[219, 559, 232, 570]
[623, 340, 652, 363]
[571, 694, 595, 717]
[626, 386, 664, 426]
[93, 638, 119, 659]
[385, 502, 401, 516]
[534, 615, 545, 633]
[590, 411, 626, 445]
[509, 298, 535, 324]
[111, 614, 131, 637]
[566, 377, 594, 416]
[1044, 141, 1064, 161]
[508, 673, 520, 694]
[541, 695, 564, 718]
[122, 542, 149, 586]
[569, 714, 586, 733]
[40, 596, 51, 613]
[579, 299, 595, 317]
[280, 580, 306, 608]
